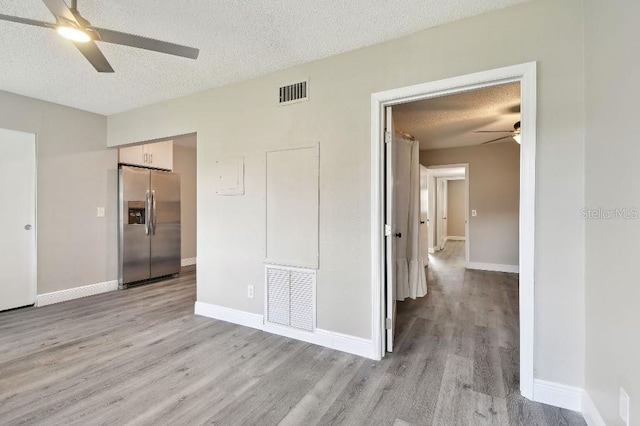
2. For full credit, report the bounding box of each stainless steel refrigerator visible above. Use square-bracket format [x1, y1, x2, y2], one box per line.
[118, 165, 181, 288]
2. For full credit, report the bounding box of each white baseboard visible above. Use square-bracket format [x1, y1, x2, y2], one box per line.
[194, 301, 377, 359]
[181, 257, 197, 267]
[445, 236, 466, 241]
[315, 328, 377, 359]
[466, 262, 519, 273]
[37, 280, 118, 307]
[582, 391, 606, 426]
[194, 301, 263, 330]
[533, 379, 583, 412]
[428, 247, 436, 254]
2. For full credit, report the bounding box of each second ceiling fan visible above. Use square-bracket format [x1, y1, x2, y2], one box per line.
[0, 0, 199, 72]
[475, 121, 522, 145]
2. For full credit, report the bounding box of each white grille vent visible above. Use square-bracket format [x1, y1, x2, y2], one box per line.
[279, 80, 309, 106]
[265, 265, 315, 331]
[266, 267, 290, 326]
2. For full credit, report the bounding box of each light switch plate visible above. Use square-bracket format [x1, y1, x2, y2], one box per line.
[97, 207, 105, 218]
[471, 209, 477, 217]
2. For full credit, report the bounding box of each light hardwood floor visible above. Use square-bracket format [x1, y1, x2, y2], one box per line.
[0, 245, 584, 425]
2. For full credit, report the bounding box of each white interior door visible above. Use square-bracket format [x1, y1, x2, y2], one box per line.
[385, 107, 397, 352]
[436, 178, 444, 250]
[0, 128, 36, 311]
[419, 166, 429, 267]
[436, 178, 450, 250]
[427, 174, 436, 252]
[442, 179, 448, 246]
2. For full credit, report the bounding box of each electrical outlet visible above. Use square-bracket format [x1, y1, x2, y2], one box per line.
[620, 387, 630, 425]
[97, 207, 105, 218]
[247, 285, 254, 299]
[471, 209, 477, 217]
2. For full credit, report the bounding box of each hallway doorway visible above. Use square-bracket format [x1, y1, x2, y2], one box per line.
[371, 62, 536, 399]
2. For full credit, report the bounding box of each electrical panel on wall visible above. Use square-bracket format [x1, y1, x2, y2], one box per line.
[215, 156, 244, 195]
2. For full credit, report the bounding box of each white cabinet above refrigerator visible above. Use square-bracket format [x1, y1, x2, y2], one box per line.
[119, 140, 173, 170]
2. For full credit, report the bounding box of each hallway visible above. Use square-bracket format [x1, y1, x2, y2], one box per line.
[394, 241, 584, 424]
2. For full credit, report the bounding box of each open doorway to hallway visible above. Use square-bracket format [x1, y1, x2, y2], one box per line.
[380, 80, 526, 419]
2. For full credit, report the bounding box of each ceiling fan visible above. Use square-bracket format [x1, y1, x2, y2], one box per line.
[475, 121, 521, 144]
[0, 0, 199, 73]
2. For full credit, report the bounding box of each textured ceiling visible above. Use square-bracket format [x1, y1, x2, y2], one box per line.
[394, 82, 521, 150]
[0, 0, 528, 115]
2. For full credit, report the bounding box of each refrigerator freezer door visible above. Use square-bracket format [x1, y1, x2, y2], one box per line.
[120, 166, 152, 285]
[150, 170, 181, 279]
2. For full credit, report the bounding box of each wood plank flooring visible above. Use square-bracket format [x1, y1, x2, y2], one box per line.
[0, 246, 585, 425]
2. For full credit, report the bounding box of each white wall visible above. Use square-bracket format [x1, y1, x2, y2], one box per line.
[421, 143, 519, 267]
[107, 0, 585, 387]
[584, 0, 640, 423]
[446, 179, 466, 238]
[172, 139, 197, 261]
[0, 90, 117, 294]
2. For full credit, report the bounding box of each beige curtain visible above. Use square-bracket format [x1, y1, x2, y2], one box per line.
[395, 135, 427, 301]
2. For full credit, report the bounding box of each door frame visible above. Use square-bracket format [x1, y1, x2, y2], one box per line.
[370, 62, 536, 399]
[427, 164, 469, 263]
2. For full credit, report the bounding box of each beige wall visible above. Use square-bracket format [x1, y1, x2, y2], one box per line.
[446, 179, 466, 238]
[584, 0, 640, 423]
[172, 141, 197, 261]
[421, 143, 519, 267]
[107, 0, 586, 387]
[0, 90, 117, 294]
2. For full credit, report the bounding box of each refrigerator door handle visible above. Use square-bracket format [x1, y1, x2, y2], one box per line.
[144, 190, 151, 235]
[152, 190, 157, 235]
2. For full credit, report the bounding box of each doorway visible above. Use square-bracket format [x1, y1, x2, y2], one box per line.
[0, 128, 37, 311]
[424, 165, 469, 260]
[371, 62, 536, 399]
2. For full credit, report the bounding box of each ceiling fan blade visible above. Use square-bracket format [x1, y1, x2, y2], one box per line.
[481, 135, 512, 145]
[73, 41, 114, 72]
[474, 130, 515, 133]
[90, 27, 199, 59]
[42, 0, 79, 24]
[0, 13, 54, 28]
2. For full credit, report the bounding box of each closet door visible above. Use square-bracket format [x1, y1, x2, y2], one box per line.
[0, 128, 36, 311]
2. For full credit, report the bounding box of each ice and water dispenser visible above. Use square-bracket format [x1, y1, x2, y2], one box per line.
[128, 201, 146, 225]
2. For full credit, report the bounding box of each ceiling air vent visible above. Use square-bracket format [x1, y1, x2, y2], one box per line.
[279, 80, 309, 106]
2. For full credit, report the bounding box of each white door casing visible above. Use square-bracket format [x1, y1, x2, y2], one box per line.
[0, 128, 36, 311]
[371, 62, 537, 399]
[385, 107, 397, 352]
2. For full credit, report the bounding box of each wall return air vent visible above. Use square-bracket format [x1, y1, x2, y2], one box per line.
[265, 265, 316, 332]
[279, 80, 309, 106]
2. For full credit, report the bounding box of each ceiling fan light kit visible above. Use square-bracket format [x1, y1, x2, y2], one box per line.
[56, 25, 91, 42]
[0, 0, 200, 72]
